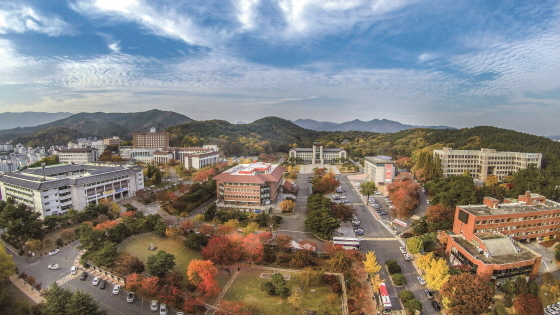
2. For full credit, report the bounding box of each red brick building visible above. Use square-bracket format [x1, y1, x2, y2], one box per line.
[132, 127, 169, 149]
[213, 163, 285, 206]
[445, 192, 557, 283]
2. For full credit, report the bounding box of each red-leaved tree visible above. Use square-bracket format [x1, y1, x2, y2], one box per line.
[514, 293, 543, 315]
[187, 259, 220, 296]
[201, 236, 243, 265]
[441, 273, 493, 315]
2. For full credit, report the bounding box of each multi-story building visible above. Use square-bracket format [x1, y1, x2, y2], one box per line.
[0, 143, 13, 152]
[57, 148, 98, 164]
[120, 148, 157, 163]
[288, 142, 347, 164]
[445, 192, 560, 283]
[132, 127, 169, 149]
[183, 151, 220, 169]
[213, 162, 285, 206]
[433, 147, 542, 181]
[363, 156, 396, 185]
[103, 137, 122, 146]
[0, 163, 144, 218]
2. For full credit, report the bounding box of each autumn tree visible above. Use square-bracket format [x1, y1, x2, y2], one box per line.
[243, 233, 265, 264]
[441, 273, 493, 315]
[415, 252, 435, 271]
[180, 219, 195, 231]
[125, 273, 144, 291]
[387, 174, 420, 219]
[26, 239, 42, 251]
[275, 234, 293, 253]
[0, 245, 16, 278]
[61, 228, 76, 240]
[165, 226, 184, 239]
[331, 204, 353, 221]
[406, 236, 424, 254]
[363, 251, 383, 293]
[187, 260, 220, 296]
[425, 258, 450, 290]
[201, 236, 243, 265]
[426, 203, 455, 231]
[112, 251, 145, 276]
[243, 222, 259, 236]
[279, 199, 296, 213]
[514, 293, 543, 315]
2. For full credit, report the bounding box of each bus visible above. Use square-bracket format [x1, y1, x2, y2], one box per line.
[332, 237, 361, 249]
[378, 282, 392, 314]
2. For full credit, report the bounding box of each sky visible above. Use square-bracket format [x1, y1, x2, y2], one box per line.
[1, 0, 560, 136]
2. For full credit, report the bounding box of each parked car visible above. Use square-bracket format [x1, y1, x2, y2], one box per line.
[417, 276, 427, 286]
[159, 303, 167, 315]
[70, 266, 78, 274]
[48, 249, 60, 256]
[112, 285, 120, 295]
[431, 301, 441, 311]
[399, 247, 407, 254]
[99, 280, 107, 289]
[403, 254, 410, 261]
[127, 292, 135, 303]
[92, 276, 100, 286]
[151, 300, 159, 311]
[79, 272, 88, 281]
[47, 264, 60, 270]
[355, 230, 364, 236]
[425, 290, 434, 300]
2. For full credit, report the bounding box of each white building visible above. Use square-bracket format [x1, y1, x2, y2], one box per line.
[57, 148, 98, 164]
[184, 151, 220, 169]
[288, 142, 347, 164]
[363, 156, 396, 185]
[433, 147, 542, 181]
[0, 163, 144, 217]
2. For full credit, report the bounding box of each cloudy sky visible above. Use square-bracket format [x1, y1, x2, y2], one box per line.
[1, 0, 560, 135]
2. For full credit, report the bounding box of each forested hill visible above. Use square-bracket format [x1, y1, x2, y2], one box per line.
[169, 118, 560, 165]
[1, 110, 193, 144]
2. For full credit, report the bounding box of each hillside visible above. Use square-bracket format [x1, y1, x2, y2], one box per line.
[1, 110, 193, 144]
[0, 112, 73, 130]
[292, 118, 454, 132]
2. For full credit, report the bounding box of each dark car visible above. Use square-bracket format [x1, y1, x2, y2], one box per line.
[99, 280, 107, 289]
[79, 272, 88, 281]
[431, 301, 441, 311]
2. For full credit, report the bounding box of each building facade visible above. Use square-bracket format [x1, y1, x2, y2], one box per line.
[288, 142, 346, 164]
[103, 137, 122, 146]
[433, 147, 542, 181]
[183, 151, 220, 169]
[213, 162, 285, 206]
[132, 127, 170, 149]
[0, 163, 144, 218]
[363, 156, 396, 185]
[57, 148, 98, 164]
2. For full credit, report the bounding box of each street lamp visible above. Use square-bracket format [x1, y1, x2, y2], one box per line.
[41, 162, 46, 180]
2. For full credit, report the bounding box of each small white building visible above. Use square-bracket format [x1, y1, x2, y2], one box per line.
[57, 148, 98, 164]
[363, 156, 396, 185]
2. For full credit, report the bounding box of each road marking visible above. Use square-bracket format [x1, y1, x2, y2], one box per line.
[362, 237, 398, 241]
[56, 273, 79, 286]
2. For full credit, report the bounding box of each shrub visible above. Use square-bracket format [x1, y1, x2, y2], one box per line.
[271, 273, 285, 286]
[55, 238, 63, 246]
[391, 273, 407, 286]
[385, 259, 397, 266]
[261, 281, 276, 295]
[404, 299, 423, 313]
[271, 215, 283, 225]
[386, 261, 402, 274]
[398, 290, 414, 303]
[322, 274, 339, 285]
[331, 283, 343, 295]
[276, 286, 291, 298]
[503, 297, 513, 308]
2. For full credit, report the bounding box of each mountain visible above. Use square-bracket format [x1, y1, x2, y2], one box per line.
[548, 135, 560, 140]
[291, 118, 454, 132]
[0, 112, 73, 130]
[0, 110, 194, 145]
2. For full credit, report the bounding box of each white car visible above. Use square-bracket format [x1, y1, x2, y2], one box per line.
[47, 264, 60, 270]
[403, 254, 411, 261]
[48, 249, 60, 256]
[417, 276, 427, 285]
[151, 300, 159, 311]
[70, 266, 78, 274]
[159, 303, 167, 315]
[112, 285, 120, 295]
[92, 276, 100, 286]
[399, 247, 407, 254]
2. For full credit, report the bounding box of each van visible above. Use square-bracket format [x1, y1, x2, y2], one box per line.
[70, 266, 77, 275]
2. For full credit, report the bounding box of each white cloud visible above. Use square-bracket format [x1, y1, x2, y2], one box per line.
[0, 3, 73, 36]
[235, 0, 261, 30]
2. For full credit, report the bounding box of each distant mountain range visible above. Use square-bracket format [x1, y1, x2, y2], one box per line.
[0, 112, 73, 130]
[291, 118, 454, 133]
[0, 110, 193, 145]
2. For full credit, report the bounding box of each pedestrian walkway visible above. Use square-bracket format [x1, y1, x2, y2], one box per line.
[362, 237, 399, 241]
[210, 270, 240, 315]
[56, 273, 79, 286]
[9, 274, 44, 304]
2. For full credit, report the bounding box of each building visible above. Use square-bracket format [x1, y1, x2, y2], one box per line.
[213, 162, 285, 206]
[0, 163, 144, 218]
[57, 148, 98, 164]
[433, 147, 542, 181]
[183, 151, 220, 169]
[120, 148, 156, 163]
[132, 127, 169, 149]
[0, 143, 13, 152]
[288, 142, 347, 164]
[363, 156, 396, 185]
[103, 137, 122, 146]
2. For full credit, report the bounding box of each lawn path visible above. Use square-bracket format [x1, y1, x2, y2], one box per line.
[209, 270, 240, 315]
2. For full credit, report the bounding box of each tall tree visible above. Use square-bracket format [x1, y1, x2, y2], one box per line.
[425, 203, 455, 230]
[0, 246, 16, 278]
[406, 237, 424, 255]
[359, 181, 378, 203]
[66, 290, 107, 315]
[91, 242, 118, 267]
[425, 258, 450, 290]
[513, 293, 543, 315]
[0, 203, 43, 249]
[146, 250, 176, 277]
[363, 251, 383, 293]
[112, 251, 145, 276]
[43, 283, 73, 315]
[441, 273, 493, 315]
[187, 259, 220, 296]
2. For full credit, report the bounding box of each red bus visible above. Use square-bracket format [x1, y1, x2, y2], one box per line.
[378, 282, 392, 314]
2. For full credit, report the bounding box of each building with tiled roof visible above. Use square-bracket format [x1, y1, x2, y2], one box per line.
[0, 163, 144, 218]
[212, 163, 285, 206]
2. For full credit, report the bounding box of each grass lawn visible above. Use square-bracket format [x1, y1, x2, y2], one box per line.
[222, 270, 342, 315]
[119, 234, 202, 286]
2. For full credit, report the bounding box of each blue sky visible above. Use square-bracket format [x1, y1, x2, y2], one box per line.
[1, 0, 560, 135]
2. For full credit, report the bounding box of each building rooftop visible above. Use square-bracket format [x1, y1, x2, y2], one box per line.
[213, 163, 285, 184]
[451, 234, 540, 265]
[290, 147, 344, 152]
[364, 156, 396, 164]
[459, 199, 560, 216]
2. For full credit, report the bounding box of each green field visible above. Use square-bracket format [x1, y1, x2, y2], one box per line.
[119, 234, 201, 284]
[222, 270, 342, 315]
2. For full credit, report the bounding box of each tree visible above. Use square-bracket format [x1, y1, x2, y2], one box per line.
[224, 219, 240, 229]
[112, 251, 145, 276]
[271, 273, 285, 286]
[513, 293, 543, 315]
[165, 226, 183, 239]
[330, 204, 353, 222]
[404, 299, 423, 314]
[243, 233, 265, 264]
[25, 239, 42, 251]
[406, 236, 424, 254]
[61, 228, 76, 240]
[146, 250, 176, 277]
[43, 215, 61, 230]
[66, 290, 107, 315]
[275, 235, 293, 253]
[43, 283, 73, 315]
[201, 236, 243, 265]
[392, 273, 406, 286]
[514, 276, 528, 295]
[415, 252, 435, 271]
[0, 245, 16, 278]
[398, 290, 414, 304]
[125, 273, 143, 291]
[91, 242, 118, 267]
[425, 258, 450, 290]
[243, 222, 259, 236]
[426, 203, 455, 230]
[0, 203, 44, 249]
[287, 290, 302, 309]
[180, 219, 195, 231]
[441, 273, 493, 315]
[187, 260, 220, 296]
[183, 233, 208, 250]
[359, 181, 378, 202]
[328, 251, 353, 273]
[279, 199, 296, 213]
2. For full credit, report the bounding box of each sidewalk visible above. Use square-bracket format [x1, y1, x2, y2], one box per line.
[9, 274, 44, 304]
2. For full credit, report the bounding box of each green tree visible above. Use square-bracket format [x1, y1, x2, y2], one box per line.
[146, 250, 176, 277]
[43, 283, 73, 315]
[0, 246, 16, 278]
[66, 290, 107, 315]
[359, 181, 378, 202]
[406, 236, 424, 254]
[0, 203, 44, 249]
[404, 299, 423, 314]
[183, 233, 209, 250]
[91, 242, 118, 267]
[398, 290, 414, 304]
[392, 273, 406, 286]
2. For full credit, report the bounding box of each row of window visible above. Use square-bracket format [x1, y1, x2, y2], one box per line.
[5, 187, 33, 198]
[475, 227, 558, 233]
[223, 194, 261, 199]
[476, 214, 560, 224]
[84, 175, 129, 187]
